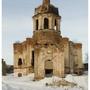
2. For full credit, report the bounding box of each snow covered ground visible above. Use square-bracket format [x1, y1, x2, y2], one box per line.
[2, 72, 88, 90]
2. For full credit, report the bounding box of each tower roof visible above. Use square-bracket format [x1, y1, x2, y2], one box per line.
[34, 0, 59, 16]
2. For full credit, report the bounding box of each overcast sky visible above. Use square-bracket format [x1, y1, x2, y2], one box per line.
[2, 0, 88, 64]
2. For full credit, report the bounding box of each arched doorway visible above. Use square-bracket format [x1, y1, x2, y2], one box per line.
[45, 60, 53, 77]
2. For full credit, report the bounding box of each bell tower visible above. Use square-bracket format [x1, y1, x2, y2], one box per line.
[32, 0, 61, 34]
[32, 0, 64, 80]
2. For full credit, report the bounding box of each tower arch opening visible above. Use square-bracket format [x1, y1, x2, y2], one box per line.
[36, 19, 39, 30]
[44, 18, 49, 29]
[54, 19, 57, 30]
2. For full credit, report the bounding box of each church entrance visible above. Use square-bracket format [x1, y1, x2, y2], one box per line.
[45, 69, 53, 77]
[45, 60, 53, 77]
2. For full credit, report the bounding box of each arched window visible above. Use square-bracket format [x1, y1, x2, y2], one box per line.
[18, 58, 22, 66]
[44, 18, 49, 29]
[36, 19, 38, 30]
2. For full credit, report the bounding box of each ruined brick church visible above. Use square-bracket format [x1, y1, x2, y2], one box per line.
[13, 0, 83, 80]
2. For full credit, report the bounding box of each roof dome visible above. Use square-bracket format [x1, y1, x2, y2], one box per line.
[34, 0, 59, 15]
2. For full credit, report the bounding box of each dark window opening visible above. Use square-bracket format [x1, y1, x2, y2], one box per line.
[32, 51, 34, 67]
[51, 44, 53, 46]
[48, 60, 51, 61]
[45, 44, 48, 48]
[36, 19, 38, 30]
[44, 18, 49, 29]
[18, 73, 22, 77]
[18, 58, 22, 66]
[45, 69, 53, 77]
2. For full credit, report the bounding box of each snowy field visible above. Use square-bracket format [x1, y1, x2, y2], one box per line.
[2, 72, 88, 90]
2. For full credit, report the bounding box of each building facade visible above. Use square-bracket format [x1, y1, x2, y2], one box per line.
[13, 0, 83, 80]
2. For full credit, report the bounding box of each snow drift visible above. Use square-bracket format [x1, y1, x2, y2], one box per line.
[2, 73, 88, 90]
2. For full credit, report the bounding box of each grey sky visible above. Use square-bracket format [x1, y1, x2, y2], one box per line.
[2, 0, 88, 64]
